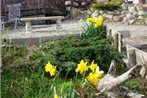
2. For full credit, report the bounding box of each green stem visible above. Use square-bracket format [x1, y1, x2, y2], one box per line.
[82, 72, 86, 83]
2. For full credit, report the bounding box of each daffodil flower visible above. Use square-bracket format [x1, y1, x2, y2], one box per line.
[94, 16, 104, 28]
[87, 73, 100, 86]
[90, 61, 98, 72]
[75, 59, 88, 74]
[86, 17, 96, 23]
[45, 62, 57, 76]
[87, 66, 104, 86]
[54, 93, 59, 98]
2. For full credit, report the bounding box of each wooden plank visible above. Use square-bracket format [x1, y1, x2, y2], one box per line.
[126, 44, 147, 79]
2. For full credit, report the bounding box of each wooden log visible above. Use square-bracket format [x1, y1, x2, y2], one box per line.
[128, 49, 136, 68]
[96, 60, 143, 98]
[97, 61, 142, 91]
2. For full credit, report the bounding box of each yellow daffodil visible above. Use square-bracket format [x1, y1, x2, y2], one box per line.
[45, 62, 56, 76]
[54, 93, 59, 98]
[90, 61, 97, 72]
[86, 17, 96, 23]
[95, 66, 104, 78]
[75, 59, 88, 74]
[87, 73, 100, 86]
[87, 66, 104, 86]
[94, 16, 104, 28]
[97, 16, 104, 25]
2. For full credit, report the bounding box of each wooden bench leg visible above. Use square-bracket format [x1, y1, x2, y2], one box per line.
[56, 19, 62, 30]
[25, 21, 32, 33]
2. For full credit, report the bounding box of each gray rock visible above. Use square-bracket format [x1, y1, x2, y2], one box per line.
[121, 11, 128, 15]
[128, 6, 137, 13]
[138, 16, 144, 19]
[138, 10, 146, 16]
[99, 10, 104, 15]
[128, 19, 137, 25]
[114, 10, 120, 15]
[125, 13, 136, 20]
[136, 4, 144, 11]
[113, 16, 123, 22]
[131, 19, 145, 25]
[91, 10, 99, 17]
[121, 3, 128, 10]
[132, 12, 138, 17]
[107, 11, 114, 15]
[104, 14, 113, 20]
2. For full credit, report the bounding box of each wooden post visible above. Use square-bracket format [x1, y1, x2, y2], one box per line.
[107, 29, 112, 37]
[118, 33, 123, 52]
[128, 49, 136, 68]
[114, 34, 119, 51]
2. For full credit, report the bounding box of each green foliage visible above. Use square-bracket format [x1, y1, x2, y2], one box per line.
[36, 36, 123, 72]
[122, 79, 143, 93]
[92, 0, 121, 11]
[81, 24, 106, 38]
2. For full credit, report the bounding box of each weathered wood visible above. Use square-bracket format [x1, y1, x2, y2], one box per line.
[126, 44, 147, 79]
[96, 60, 143, 98]
[107, 29, 112, 37]
[97, 62, 141, 91]
[128, 49, 137, 68]
[107, 60, 116, 76]
[114, 33, 119, 51]
[118, 33, 123, 52]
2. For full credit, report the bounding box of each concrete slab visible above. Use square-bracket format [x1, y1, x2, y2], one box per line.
[1, 19, 83, 45]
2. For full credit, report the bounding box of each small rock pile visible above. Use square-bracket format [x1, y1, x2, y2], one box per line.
[91, 3, 147, 25]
